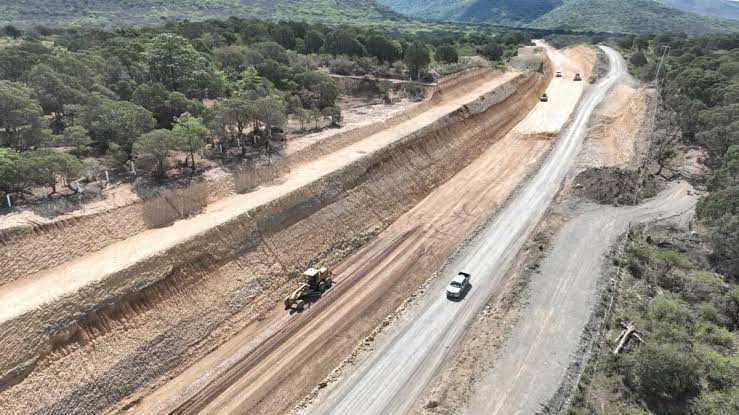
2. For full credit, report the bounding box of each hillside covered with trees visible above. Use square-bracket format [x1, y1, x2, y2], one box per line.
[0, 0, 404, 28]
[381, 0, 739, 34]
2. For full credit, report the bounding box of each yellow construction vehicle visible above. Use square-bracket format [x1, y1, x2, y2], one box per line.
[284, 267, 334, 311]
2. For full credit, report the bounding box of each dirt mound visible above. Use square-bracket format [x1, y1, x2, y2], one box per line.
[574, 167, 640, 205]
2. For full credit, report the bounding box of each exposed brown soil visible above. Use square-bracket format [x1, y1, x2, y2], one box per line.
[0, 62, 542, 415]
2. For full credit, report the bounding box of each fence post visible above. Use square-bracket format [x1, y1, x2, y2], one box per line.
[6, 194, 11, 208]
[105, 170, 110, 183]
[130, 160, 136, 175]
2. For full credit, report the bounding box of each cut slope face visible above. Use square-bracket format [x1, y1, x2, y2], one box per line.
[0, 61, 548, 415]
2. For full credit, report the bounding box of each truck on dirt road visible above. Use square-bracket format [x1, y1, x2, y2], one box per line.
[284, 267, 334, 311]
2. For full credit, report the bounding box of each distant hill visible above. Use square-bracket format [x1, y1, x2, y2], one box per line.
[379, 0, 739, 34]
[0, 0, 404, 28]
[383, 0, 562, 26]
[531, 0, 739, 33]
[655, 0, 739, 20]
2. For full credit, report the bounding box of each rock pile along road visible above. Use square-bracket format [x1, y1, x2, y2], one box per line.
[305, 46, 627, 415]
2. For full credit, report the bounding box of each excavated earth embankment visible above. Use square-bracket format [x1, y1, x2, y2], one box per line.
[0, 61, 550, 415]
[0, 68, 497, 288]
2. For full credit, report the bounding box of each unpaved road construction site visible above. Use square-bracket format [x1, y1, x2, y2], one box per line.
[0, 42, 675, 415]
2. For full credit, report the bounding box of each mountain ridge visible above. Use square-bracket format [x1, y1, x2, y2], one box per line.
[379, 0, 739, 34]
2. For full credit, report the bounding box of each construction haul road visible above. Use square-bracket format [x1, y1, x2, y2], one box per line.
[129, 44, 590, 415]
[305, 46, 625, 415]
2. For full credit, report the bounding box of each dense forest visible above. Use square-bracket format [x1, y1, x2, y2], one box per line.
[571, 31, 739, 415]
[0, 19, 530, 204]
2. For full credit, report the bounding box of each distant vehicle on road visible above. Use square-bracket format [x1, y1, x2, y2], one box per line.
[556, 71, 562, 77]
[447, 272, 471, 299]
[574, 73, 582, 81]
[540, 93, 549, 102]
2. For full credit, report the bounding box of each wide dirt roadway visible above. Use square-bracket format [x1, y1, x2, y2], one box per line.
[463, 182, 698, 415]
[0, 70, 518, 327]
[129, 45, 583, 415]
[305, 46, 626, 415]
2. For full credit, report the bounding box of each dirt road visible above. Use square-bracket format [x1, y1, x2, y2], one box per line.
[462, 182, 697, 415]
[0, 72, 518, 328]
[123, 46, 579, 415]
[304, 46, 626, 415]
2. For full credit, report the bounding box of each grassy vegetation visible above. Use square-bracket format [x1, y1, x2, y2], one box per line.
[570, 227, 739, 414]
[570, 31, 739, 415]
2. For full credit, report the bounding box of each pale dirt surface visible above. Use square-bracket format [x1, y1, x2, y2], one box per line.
[578, 83, 655, 170]
[302, 46, 623, 415]
[0, 66, 534, 415]
[563, 45, 596, 83]
[411, 49, 666, 415]
[284, 100, 418, 156]
[0, 71, 519, 325]
[462, 183, 697, 415]
[120, 63, 548, 415]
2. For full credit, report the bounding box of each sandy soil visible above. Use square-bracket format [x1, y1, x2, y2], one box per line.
[300, 45, 621, 415]
[284, 100, 418, 156]
[112, 56, 551, 415]
[0, 66, 532, 415]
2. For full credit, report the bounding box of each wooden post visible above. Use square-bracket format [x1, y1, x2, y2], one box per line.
[130, 160, 136, 175]
[613, 322, 636, 355]
[105, 170, 110, 183]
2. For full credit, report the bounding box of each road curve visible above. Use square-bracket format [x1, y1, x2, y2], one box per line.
[306, 46, 627, 415]
[463, 182, 697, 415]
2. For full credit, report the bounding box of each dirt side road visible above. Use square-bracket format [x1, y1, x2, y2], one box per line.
[463, 182, 697, 415]
[304, 46, 625, 415]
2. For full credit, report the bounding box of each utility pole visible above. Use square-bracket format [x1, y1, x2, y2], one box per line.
[653, 45, 670, 92]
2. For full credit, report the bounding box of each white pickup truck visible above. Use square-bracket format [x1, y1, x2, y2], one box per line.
[446, 272, 471, 299]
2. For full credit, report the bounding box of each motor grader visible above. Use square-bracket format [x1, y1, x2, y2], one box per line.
[284, 267, 333, 311]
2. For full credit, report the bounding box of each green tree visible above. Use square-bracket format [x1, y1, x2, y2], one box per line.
[0, 80, 46, 151]
[404, 41, 431, 80]
[436, 45, 459, 64]
[172, 112, 207, 171]
[321, 106, 342, 126]
[144, 33, 220, 98]
[480, 41, 503, 62]
[26, 64, 85, 130]
[254, 95, 287, 138]
[366, 35, 400, 63]
[133, 129, 177, 179]
[21, 149, 85, 193]
[69, 94, 156, 153]
[628, 343, 702, 407]
[210, 95, 253, 145]
[295, 71, 338, 109]
[630, 51, 648, 67]
[272, 26, 296, 50]
[59, 126, 93, 156]
[3, 25, 21, 39]
[707, 145, 739, 190]
[304, 30, 325, 54]
[0, 148, 21, 194]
